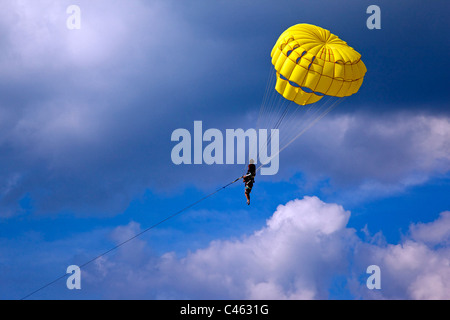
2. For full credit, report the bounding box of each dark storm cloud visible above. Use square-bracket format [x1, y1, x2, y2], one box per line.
[0, 0, 448, 216]
[0, 0, 253, 216]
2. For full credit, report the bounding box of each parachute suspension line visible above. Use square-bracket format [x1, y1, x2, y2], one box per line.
[278, 94, 335, 148]
[258, 70, 278, 130]
[256, 95, 323, 172]
[259, 67, 277, 125]
[252, 70, 337, 172]
[255, 84, 340, 173]
[276, 97, 318, 146]
[257, 99, 293, 163]
[256, 97, 347, 173]
[248, 67, 287, 168]
[255, 66, 276, 133]
[248, 66, 277, 167]
[279, 97, 346, 155]
[262, 75, 287, 134]
[253, 60, 346, 172]
[20, 176, 243, 300]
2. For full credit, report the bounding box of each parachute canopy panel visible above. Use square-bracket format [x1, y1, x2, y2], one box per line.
[271, 24, 367, 105]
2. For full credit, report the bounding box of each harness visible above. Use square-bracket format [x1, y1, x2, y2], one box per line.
[243, 172, 255, 190]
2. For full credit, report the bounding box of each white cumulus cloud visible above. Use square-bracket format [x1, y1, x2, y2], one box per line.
[81, 196, 450, 300]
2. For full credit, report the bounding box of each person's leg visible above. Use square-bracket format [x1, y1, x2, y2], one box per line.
[245, 189, 251, 205]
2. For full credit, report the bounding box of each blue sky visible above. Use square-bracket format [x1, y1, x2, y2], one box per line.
[0, 0, 449, 300]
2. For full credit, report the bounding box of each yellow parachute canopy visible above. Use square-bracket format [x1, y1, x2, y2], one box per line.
[271, 24, 367, 105]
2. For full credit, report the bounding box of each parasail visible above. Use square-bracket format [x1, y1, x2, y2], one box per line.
[254, 23, 367, 169]
[271, 23, 367, 106]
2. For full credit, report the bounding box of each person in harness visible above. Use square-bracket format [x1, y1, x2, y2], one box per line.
[242, 160, 256, 205]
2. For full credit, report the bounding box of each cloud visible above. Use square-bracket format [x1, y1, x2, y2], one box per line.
[409, 211, 450, 246]
[83, 196, 356, 299]
[4, 195, 449, 299]
[280, 110, 450, 202]
[1, 0, 449, 217]
[79, 196, 450, 300]
[351, 240, 450, 300]
[0, 0, 246, 216]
